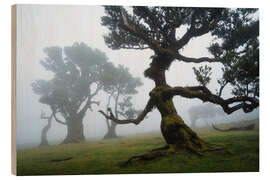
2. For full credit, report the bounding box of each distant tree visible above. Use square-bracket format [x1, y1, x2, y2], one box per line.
[32, 42, 107, 144]
[39, 111, 53, 146]
[188, 103, 225, 128]
[99, 6, 259, 161]
[99, 63, 142, 139]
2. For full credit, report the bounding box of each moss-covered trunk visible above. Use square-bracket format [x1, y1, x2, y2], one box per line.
[145, 55, 208, 153]
[150, 86, 207, 153]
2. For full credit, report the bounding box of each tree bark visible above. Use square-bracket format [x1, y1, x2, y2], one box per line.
[62, 116, 85, 144]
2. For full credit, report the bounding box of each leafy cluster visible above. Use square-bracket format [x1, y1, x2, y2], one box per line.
[208, 8, 259, 97]
[192, 65, 212, 86]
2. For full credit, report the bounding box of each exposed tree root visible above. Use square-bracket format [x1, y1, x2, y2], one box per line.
[119, 143, 225, 167]
[119, 146, 170, 167]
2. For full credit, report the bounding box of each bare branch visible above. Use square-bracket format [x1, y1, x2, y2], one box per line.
[218, 81, 228, 97]
[99, 98, 155, 125]
[168, 86, 259, 114]
[121, 45, 150, 50]
[176, 53, 221, 63]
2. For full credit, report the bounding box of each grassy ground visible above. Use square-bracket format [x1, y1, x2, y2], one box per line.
[17, 120, 259, 175]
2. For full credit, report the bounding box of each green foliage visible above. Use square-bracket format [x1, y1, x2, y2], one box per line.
[102, 6, 224, 50]
[192, 65, 212, 86]
[17, 123, 259, 175]
[208, 9, 259, 97]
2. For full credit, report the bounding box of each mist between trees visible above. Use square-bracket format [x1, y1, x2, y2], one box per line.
[16, 5, 259, 149]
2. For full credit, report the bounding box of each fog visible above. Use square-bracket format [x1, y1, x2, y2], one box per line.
[16, 5, 259, 148]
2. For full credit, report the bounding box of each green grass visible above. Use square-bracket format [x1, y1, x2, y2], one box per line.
[17, 123, 259, 175]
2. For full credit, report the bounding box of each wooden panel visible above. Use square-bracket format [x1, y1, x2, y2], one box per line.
[11, 4, 17, 175]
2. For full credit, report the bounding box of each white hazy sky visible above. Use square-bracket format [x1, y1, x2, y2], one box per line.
[16, 5, 258, 146]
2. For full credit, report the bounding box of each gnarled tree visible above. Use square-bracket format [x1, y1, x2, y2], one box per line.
[99, 6, 259, 160]
[32, 42, 107, 144]
[99, 63, 142, 139]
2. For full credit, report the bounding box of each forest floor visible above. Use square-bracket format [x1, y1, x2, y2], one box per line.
[17, 119, 259, 175]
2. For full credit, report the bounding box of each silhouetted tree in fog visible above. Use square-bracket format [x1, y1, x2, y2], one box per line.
[188, 103, 224, 128]
[32, 42, 107, 143]
[99, 6, 259, 162]
[99, 63, 142, 139]
[39, 111, 53, 146]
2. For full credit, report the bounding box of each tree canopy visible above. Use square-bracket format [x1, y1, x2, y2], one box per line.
[32, 42, 108, 143]
[101, 6, 259, 115]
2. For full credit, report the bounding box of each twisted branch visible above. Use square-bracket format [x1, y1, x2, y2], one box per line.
[169, 86, 259, 114]
[52, 110, 67, 125]
[175, 53, 221, 63]
[99, 98, 155, 125]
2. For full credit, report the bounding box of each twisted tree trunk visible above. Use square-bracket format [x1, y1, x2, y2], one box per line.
[145, 56, 209, 154]
[151, 86, 209, 154]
